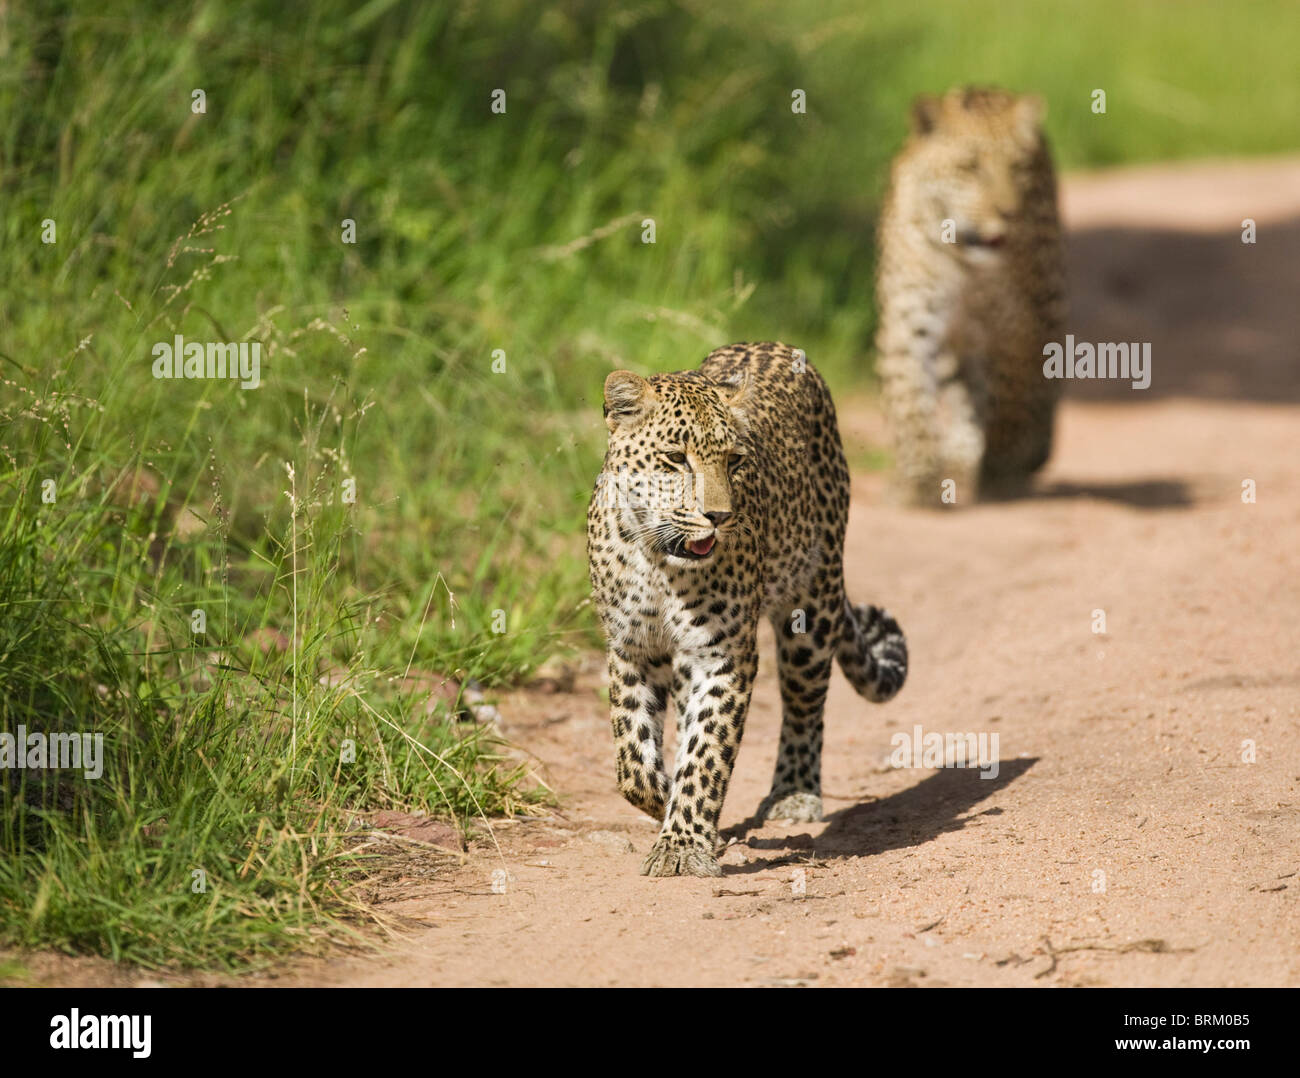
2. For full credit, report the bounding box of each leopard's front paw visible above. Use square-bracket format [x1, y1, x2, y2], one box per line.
[640, 836, 721, 878]
[760, 791, 823, 823]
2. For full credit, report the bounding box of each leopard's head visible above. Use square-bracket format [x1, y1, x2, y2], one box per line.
[596, 369, 751, 566]
[899, 86, 1046, 263]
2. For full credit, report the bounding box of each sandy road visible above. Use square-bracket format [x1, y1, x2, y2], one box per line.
[286, 158, 1300, 987]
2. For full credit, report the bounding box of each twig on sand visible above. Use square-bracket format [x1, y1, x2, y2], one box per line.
[1034, 936, 1193, 980]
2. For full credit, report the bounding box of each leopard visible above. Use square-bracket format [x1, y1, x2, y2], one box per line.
[875, 86, 1068, 507]
[586, 341, 908, 877]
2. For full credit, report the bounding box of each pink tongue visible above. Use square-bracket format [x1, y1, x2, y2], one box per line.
[686, 536, 715, 556]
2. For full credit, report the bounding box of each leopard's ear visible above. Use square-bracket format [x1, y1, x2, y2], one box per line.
[603, 370, 656, 432]
[1014, 93, 1046, 146]
[717, 372, 755, 422]
[910, 92, 942, 136]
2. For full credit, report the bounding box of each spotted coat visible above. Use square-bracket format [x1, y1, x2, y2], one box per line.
[876, 86, 1068, 505]
[587, 342, 907, 877]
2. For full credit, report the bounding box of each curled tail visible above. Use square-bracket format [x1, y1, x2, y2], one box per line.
[837, 599, 908, 702]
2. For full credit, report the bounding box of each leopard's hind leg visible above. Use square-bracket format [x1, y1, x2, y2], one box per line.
[758, 583, 844, 823]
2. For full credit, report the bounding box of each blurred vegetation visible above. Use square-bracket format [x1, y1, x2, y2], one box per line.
[0, 0, 1295, 967]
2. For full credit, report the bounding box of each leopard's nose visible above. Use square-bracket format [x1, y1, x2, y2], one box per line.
[704, 510, 732, 526]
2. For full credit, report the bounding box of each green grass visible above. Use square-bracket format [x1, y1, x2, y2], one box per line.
[1, 0, 1296, 970]
[0, 371, 545, 968]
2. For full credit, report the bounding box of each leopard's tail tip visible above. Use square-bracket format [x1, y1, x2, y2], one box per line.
[837, 600, 908, 703]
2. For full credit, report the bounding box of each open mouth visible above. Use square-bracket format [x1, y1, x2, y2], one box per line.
[672, 534, 716, 559]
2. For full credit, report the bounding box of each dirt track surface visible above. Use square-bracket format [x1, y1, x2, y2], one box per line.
[266, 158, 1300, 988]
[19, 160, 1295, 990]
[269, 157, 1300, 988]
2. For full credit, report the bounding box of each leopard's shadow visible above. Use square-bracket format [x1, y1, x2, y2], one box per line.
[720, 757, 1037, 875]
[1029, 479, 1192, 509]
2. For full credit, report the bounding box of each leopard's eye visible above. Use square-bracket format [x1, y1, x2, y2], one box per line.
[728, 453, 745, 470]
[665, 451, 688, 465]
